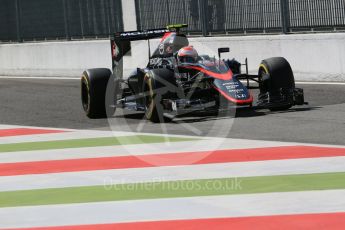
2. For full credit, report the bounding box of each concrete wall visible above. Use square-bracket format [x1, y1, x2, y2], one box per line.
[0, 33, 344, 81]
[190, 33, 345, 82]
[0, 40, 112, 77]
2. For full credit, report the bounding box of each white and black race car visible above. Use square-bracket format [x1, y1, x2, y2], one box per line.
[81, 24, 306, 122]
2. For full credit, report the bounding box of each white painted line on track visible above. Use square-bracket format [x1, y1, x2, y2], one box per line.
[0, 124, 209, 141]
[296, 81, 345, 86]
[0, 124, 76, 132]
[0, 125, 22, 130]
[1, 76, 345, 85]
[1, 190, 344, 229]
[0, 130, 140, 145]
[0, 156, 344, 192]
[0, 76, 80, 80]
[240, 80, 345, 86]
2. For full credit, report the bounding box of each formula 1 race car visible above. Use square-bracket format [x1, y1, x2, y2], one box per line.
[81, 24, 306, 122]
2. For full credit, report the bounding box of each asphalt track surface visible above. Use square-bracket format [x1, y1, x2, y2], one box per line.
[0, 78, 344, 145]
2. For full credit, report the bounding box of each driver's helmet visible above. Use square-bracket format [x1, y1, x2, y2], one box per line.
[177, 46, 198, 63]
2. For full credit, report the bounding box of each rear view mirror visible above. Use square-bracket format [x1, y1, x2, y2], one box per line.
[218, 47, 230, 60]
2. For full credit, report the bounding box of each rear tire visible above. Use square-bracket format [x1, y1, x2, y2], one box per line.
[81, 68, 115, 119]
[259, 57, 295, 111]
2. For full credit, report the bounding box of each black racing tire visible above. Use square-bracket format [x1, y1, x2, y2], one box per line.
[81, 68, 115, 119]
[259, 57, 295, 111]
[143, 69, 176, 123]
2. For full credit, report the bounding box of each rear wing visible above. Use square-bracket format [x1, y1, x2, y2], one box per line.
[114, 24, 187, 41]
[110, 28, 169, 78]
[111, 24, 188, 78]
[114, 28, 169, 41]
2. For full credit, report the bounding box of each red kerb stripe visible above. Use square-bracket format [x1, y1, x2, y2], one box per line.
[1, 146, 344, 176]
[0, 128, 65, 138]
[9, 213, 345, 230]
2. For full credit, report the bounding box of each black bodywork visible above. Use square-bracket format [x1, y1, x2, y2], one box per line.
[110, 25, 306, 118]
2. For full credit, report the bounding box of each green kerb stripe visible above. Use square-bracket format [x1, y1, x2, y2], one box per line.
[1, 172, 345, 208]
[0, 135, 194, 153]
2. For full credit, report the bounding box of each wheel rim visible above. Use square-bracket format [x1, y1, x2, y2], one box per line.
[81, 80, 90, 112]
[144, 83, 155, 119]
[259, 67, 269, 80]
[259, 66, 270, 94]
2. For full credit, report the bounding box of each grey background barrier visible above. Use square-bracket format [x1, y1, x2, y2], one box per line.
[1, 0, 345, 43]
[135, 0, 345, 35]
[0, 0, 123, 42]
[1, 33, 344, 82]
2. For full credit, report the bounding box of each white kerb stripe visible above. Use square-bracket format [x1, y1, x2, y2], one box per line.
[0, 190, 344, 229]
